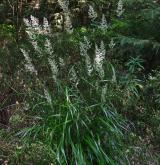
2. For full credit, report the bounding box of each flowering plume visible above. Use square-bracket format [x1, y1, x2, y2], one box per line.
[23, 15, 51, 36]
[85, 55, 93, 76]
[20, 48, 37, 75]
[99, 14, 108, 31]
[43, 17, 51, 34]
[109, 38, 116, 49]
[69, 67, 79, 86]
[23, 15, 51, 55]
[45, 39, 54, 55]
[44, 88, 52, 105]
[116, 0, 125, 17]
[88, 5, 97, 21]
[48, 57, 58, 81]
[80, 36, 91, 56]
[94, 41, 106, 78]
[58, 0, 73, 33]
[44, 38, 58, 81]
[80, 36, 93, 76]
[30, 15, 39, 28]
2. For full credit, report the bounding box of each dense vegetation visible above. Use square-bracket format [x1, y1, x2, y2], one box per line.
[0, 0, 160, 164]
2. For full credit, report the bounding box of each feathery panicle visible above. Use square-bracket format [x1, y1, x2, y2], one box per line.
[100, 40, 106, 58]
[48, 58, 58, 81]
[45, 38, 58, 81]
[30, 15, 39, 27]
[24, 15, 51, 35]
[69, 67, 79, 86]
[23, 18, 31, 27]
[80, 36, 91, 56]
[23, 15, 51, 56]
[45, 39, 54, 55]
[44, 88, 52, 105]
[43, 17, 49, 28]
[95, 41, 105, 67]
[31, 39, 41, 54]
[20, 48, 37, 75]
[117, 0, 125, 17]
[88, 5, 97, 21]
[22, 19, 33, 39]
[85, 55, 93, 76]
[58, 0, 73, 33]
[109, 38, 116, 49]
[99, 14, 108, 31]
[94, 41, 106, 78]
[43, 17, 51, 34]
[24, 28, 40, 53]
[80, 36, 93, 75]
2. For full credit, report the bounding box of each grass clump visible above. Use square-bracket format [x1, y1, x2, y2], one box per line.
[18, 83, 127, 165]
